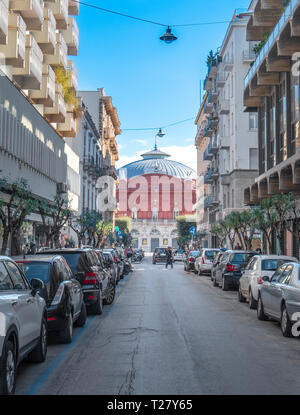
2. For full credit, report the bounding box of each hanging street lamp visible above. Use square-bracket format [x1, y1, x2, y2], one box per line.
[160, 26, 178, 44]
[155, 128, 166, 149]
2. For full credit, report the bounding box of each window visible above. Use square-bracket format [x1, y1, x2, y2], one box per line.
[278, 265, 293, 285]
[290, 72, 299, 155]
[249, 113, 258, 130]
[19, 262, 51, 284]
[0, 262, 14, 291]
[5, 261, 27, 290]
[269, 93, 276, 168]
[249, 148, 258, 170]
[152, 208, 158, 220]
[132, 208, 137, 220]
[246, 257, 256, 271]
[279, 76, 287, 162]
[173, 208, 179, 220]
[271, 265, 286, 283]
[261, 100, 267, 173]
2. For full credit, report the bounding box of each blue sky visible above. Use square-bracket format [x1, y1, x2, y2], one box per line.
[74, 0, 250, 170]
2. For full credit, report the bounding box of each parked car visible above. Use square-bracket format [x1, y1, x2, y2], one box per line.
[104, 248, 124, 280]
[239, 255, 298, 309]
[195, 248, 220, 275]
[213, 250, 257, 291]
[36, 249, 115, 315]
[16, 255, 87, 344]
[153, 248, 168, 264]
[174, 249, 185, 262]
[184, 251, 200, 272]
[0, 256, 47, 395]
[257, 262, 300, 337]
[98, 250, 119, 284]
[211, 251, 227, 282]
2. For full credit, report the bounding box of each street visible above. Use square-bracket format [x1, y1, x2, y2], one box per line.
[15, 255, 300, 396]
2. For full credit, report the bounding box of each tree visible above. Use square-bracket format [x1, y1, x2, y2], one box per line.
[38, 196, 71, 248]
[285, 193, 300, 249]
[0, 178, 37, 255]
[115, 217, 132, 247]
[206, 50, 217, 68]
[69, 210, 95, 247]
[95, 220, 113, 248]
[210, 224, 227, 247]
[176, 215, 197, 248]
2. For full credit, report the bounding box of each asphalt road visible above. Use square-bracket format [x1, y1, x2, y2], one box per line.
[16, 255, 300, 395]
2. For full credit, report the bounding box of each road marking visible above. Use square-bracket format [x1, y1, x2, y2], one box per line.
[26, 315, 97, 396]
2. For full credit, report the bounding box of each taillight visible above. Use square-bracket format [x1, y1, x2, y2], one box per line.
[51, 284, 64, 306]
[189, 257, 195, 262]
[226, 264, 237, 272]
[257, 277, 263, 285]
[202, 257, 205, 264]
[84, 272, 98, 285]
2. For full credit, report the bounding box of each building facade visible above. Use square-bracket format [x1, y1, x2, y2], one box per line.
[195, 12, 259, 247]
[243, 0, 300, 257]
[117, 148, 197, 252]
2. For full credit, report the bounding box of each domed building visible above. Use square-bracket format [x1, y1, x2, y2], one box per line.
[117, 147, 197, 252]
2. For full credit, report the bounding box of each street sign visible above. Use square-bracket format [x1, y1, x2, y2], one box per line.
[118, 231, 123, 237]
[189, 227, 197, 235]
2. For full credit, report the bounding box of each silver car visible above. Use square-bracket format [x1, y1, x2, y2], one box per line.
[258, 262, 300, 337]
[195, 249, 220, 275]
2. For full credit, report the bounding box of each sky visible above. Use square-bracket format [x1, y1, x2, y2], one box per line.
[74, 0, 250, 172]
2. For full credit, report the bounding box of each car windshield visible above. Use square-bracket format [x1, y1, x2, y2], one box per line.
[262, 259, 293, 271]
[177, 250, 183, 254]
[18, 262, 51, 284]
[205, 250, 218, 259]
[190, 251, 199, 257]
[157, 249, 167, 254]
[59, 253, 82, 274]
[232, 253, 255, 264]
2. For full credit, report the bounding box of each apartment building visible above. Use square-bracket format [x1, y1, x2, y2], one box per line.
[196, 12, 259, 247]
[0, 0, 80, 251]
[243, 0, 300, 257]
[79, 89, 121, 223]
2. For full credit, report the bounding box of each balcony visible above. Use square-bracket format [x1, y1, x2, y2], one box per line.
[10, 0, 43, 30]
[242, 48, 256, 63]
[210, 137, 219, 153]
[209, 116, 219, 128]
[62, 17, 79, 56]
[0, 13, 26, 68]
[69, 0, 79, 15]
[0, 0, 8, 45]
[31, 7, 56, 55]
[203, 144, 213, 161]
[57, 111, 77, 137]
[219, 99, 230, 115]
[44, 83, 66, 122]
[211, 168, 219, 180]
[45, 0, 68, 30]
[203, 100, 214, 115]
[203, 125, 213, 138]
[204, 169, 213, 184]
[244, 0, 300, 92]
[219, 135, 230, 150]
[66, 60, 77, 91]
[30, 64, 55, 106]
[223, 55, 233, 72]
[44, 32, 67, 69]
[207, 89, 218, 104]
[216, 72, 226, 87]
[12, 33, 43, 90]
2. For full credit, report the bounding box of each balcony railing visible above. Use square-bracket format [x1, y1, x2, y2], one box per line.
[216, 72, 226, 87]
[57, 112, 77, 137]
[32, 7, 56, 55]
[62, 16, 79, 55]
[203, 144, 213, 161]
[10, 0, 44, 30]
[0, 0, 8, 45]
[244, 0, 299, 88]
[66, 60, 78, 91]
[0, 13, 26, 68]
[69, 0, 79, 15]
[219, 99, 230, 115]
[207, 90, 218, 104]
[44, 32, 67, 69]
[12, 33, 43, 90]
[45, 0, 68, 29]
[44, 83, 66, 122]
[30, 64, 55, 106]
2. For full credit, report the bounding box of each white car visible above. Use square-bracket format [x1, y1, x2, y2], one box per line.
[0, 256, 47, 395]
[238, 255, 298, 309]
[174, 250, 185, 262]
[195, 249, 220, 275]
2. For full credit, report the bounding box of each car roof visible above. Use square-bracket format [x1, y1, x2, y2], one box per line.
[36, 248, 91, 254]
[14, 255, 60, 263]
[0, 256, 13, 261]
[226, 250, 257, 254]
[259, 255, 298, 261]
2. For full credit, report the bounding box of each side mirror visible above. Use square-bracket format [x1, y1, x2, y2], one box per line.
[262, 276, 271, 282]
[31, 278, 45, 296]
[75, 272, 85, 285]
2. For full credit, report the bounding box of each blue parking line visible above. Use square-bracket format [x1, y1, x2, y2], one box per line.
[26, 315, 96, 396]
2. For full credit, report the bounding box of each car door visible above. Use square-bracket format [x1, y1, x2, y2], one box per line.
[240, 257, 256, 295]
[263, 265, 287, 317]
[216, 253, 230, 284]
[5, 260, 41, 347]
[60, 257, 82, 319]
[270, 264, 294, 318]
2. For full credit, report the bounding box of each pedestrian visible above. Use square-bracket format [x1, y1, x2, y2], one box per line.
[165, 247, 173, 269]
[256, 247, 262, 255]
[234, 242, 242, 250]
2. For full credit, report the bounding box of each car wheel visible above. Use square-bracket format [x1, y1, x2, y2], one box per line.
[222, 276, 228, 291]
[89, 289, 103, 315]
[238, 287, 246, 303]
[28, 317, 47, 363]
[75, 302, 87, 327]
[249, 290, 258, 310]
[104, 281, 115, 305]
[257, 296, 268, 321]
[0, 340, 16, 395]
[281, 304, 293, 338]
[59, 313, 73, 344]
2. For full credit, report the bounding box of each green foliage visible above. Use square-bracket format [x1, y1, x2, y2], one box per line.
[176, 215, 197, 247]
[0, 177, 37, 254]
[206, 50, 218, 68]
[115, 217, 132, 232]
[53, 66, 78, 109]
[253, 32, 269, 56]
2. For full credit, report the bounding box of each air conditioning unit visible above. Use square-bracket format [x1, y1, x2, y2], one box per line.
[57, 183, 68, 194]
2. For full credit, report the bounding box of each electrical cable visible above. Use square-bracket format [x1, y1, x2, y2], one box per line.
[71, 0, 234, 28]
[122, 117, 195, 131]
